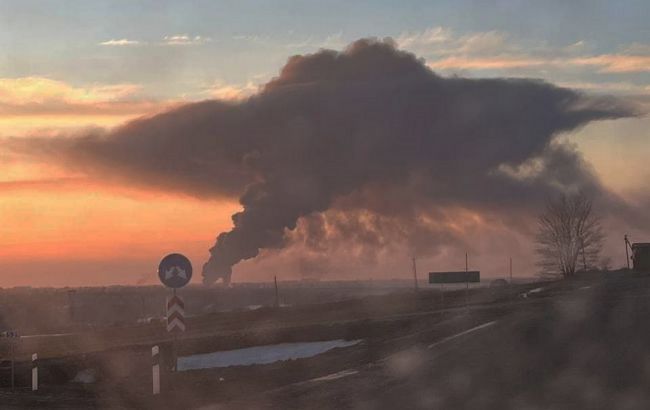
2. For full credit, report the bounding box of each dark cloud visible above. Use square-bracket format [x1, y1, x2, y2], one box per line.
[7, 38, 640, 284]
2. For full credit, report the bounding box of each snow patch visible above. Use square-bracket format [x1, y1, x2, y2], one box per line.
[178, 339, 362, 371]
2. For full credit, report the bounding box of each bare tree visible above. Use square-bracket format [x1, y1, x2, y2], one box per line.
[535, 193, 604, 278]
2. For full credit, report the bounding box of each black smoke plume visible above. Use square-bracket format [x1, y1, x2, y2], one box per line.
[8, 38, 639, 284]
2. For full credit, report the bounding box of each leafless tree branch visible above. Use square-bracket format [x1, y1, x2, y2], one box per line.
[535, 192, 603, 278]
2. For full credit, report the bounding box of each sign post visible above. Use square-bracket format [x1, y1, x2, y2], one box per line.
[510, 257, 513, 284]
[158, 253, 192, 373]
[1, 330, 19, 391]
[32, 353, 38, 391]
[465, 253, 469, 308]
[10, 340, 14, 391]
[429, 271, 480, 309]
[152, 345, 160, 395]
[412, 257, 419, 292]
[166, 292, 186, 333]
[166, 291, 186, 371]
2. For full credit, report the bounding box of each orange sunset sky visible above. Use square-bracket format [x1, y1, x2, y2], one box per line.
[0, 1, 649, 287]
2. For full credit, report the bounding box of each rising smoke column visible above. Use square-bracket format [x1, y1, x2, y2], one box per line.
[7, 38, 638, 285]
[200, 39, 635, 285]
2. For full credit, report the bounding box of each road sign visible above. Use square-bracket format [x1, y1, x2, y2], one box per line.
[166, 295, 186, 333]
[429, 271, 480, 284]
[158, 253, 193, 288]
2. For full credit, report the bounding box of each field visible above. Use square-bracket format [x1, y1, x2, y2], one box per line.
[1, 273, 649, 409]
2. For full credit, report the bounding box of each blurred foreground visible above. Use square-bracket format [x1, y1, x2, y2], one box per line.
[1, 272, 649, 409]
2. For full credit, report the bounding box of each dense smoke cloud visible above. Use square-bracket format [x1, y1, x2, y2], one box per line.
[9, 38, 640, 284]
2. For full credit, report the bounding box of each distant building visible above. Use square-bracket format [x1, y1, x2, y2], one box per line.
[632, 243, 650, 272]
[489, 278, 509, 288]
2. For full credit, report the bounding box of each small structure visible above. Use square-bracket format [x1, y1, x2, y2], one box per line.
[632, 243, 650, 272]
[489, 278, 508, 288]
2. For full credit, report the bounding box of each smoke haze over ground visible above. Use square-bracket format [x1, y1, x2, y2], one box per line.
[7, 38, 642, 285]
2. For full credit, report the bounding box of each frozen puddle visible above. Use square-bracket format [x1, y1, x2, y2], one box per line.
[178, 339, 362, 371]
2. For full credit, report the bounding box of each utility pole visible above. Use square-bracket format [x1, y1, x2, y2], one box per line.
[509, 257, 513, 284]
[32, 353, 38, 391]
[67, 289, 76, 322]
[10, 339, 15, 392]
[140, 295, 146, 319]
[152, 345, 160, 395]
[624, 235, 631, 269]
[411, 257, 419, 292]
[581, 239, 588, 272]
[465, 252, 469, 308]
[274, 275, 280, 308]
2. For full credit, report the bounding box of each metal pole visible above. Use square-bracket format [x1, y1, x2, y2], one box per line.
[581, 239, 587, 271]
[274, 275, 280, 308]
[32, 353, 38, 391]
[509, 257, 513, 284]
[172, 288, 178, 372]
[465, 252, 469, 308]
[152, 345, 160, 395]
[10, 340, 15, 392]
[625, 235, 630, 269]
[412, 257, 419, 292]
[68, 290, 75, 322]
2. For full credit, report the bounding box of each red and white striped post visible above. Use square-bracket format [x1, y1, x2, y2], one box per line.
[31, 353, 38, 391]
[152, 345, 160, 395]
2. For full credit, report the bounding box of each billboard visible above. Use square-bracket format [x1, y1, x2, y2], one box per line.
[429, 271, 480, 284]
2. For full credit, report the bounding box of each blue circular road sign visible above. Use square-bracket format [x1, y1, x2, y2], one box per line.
[158, 253, 193, 288]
